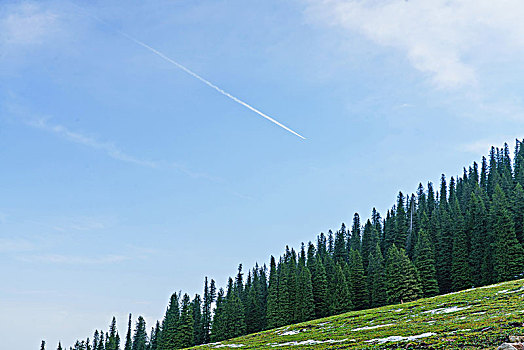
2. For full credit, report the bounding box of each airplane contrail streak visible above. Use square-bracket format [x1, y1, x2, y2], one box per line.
[116, 31, 305, 140]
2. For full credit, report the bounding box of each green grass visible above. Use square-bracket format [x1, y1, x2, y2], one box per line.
[187, 279, 524, 349]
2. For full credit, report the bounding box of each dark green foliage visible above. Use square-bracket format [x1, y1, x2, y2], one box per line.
[149, 321, 160, 350]
[349, 214, 361, 252]
[202, 277, 216, 344]
[330, 263, 351, 314]
[295, 259, 315, 322]
[57, 342, 63, 350]
[348, 249, 368, 310]
[450, 197, 472, 291]
[131, 317, 147, 350]
[158, 293, 180, 350]
[191, 294, 203, 345]
[41, 340, 46, 350]
[491, 186, 524, 281]
[513, 183, 524, 245]
[266, 256, 280, 328]
[414, 230, 439, 297]
[124, 314, 132, 350]
[367, 243, 386, 307]
[178, 294, 194, 348]
[333, 223, 348, 263]
[361, 220, 378, 271]
[385, 245, 421, 304]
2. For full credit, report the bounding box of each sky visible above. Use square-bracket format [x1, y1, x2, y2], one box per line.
[1, 0, 524, 348]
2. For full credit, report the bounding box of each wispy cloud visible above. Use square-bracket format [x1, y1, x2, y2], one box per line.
[0, 2, 58, 47]
[461, 136, 521, 156]
[0, 238, 36, 253]
[27, 118, 159, 168]
[306, 0, 524, 89]
[17, 254, 130, 265]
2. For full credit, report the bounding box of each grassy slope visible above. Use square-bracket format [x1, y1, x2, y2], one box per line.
[188, 279, 524, 349]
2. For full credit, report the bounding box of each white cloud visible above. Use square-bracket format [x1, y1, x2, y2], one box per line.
[0, 2, 58, 47]
[306, 0, 524, 89]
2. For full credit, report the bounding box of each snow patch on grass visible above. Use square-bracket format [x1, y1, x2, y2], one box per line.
[351, 323, 394, 332]
[267, 339, 350, 347]
[214, 344, 244, 348]
[423, 306, 470, 314]
[279, 330, 301, 336]
[365, 332, 437, 344]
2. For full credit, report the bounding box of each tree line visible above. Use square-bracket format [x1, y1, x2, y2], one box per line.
[45, 139, 524, 350]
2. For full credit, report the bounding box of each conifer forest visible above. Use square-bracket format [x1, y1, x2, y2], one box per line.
[44, 140, 524, 350]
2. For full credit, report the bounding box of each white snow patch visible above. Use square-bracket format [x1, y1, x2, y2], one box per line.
[497, 289, 510, 294]
[393, 308, 403, 312]
[214, 345, 244, 348]
[365, 332, 437, 344]
[268, 339, 350, 347]
[280, 330, 301, 336]
[351, 323, 394, 332]
[423, 306, 470, 315]
[317, 322, 330, 326]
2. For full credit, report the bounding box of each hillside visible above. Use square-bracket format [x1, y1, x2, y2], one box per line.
[188, 279, 524, 349]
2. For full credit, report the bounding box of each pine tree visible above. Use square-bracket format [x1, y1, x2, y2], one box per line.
[361, 220, 378, 271]
[177, 294, 194, 348]
[349, 214, 362, 252]
[295, 259, 315, 322]
[348, 249, 368, 310]
[266, 256, 281, 328]
[491, 185, 524, 281]
[307, 245, 329, 319]
[191, 294, 203, 345]
[211, 288, 226, 341]
[513, 183, 524, 245]
[57, 342, 63, 350]
[394, 192, 408, 250]
[330, 263, 351, 314]
[41, 340, 46, 350]
[333, 223, 348, 263]
[202, 277, 216, 343]
[131, 317, 147, 350]
[124, 314, 132, 350]
[385, 245, 421, 304]
[414, 230, 439, 297]
[158, 293, 180, 350]
[450, 197, 472, 291]
[367, 243, 386, 307]
[149, 321, 160, 350]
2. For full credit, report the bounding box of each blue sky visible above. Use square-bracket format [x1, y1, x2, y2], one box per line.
[1, 0, 524, 348]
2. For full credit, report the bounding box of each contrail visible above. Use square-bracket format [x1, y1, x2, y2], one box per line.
[71, 3, 305, 139]
[118, 31, 306, 140]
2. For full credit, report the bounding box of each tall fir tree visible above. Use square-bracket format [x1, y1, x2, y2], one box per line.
[385, 245, 421, 304]
[367, 243, 386, 307]
[131, 317, 147, 350]
[414, 230, 439, 297]
[158, 293, 180, 350]
[349, 214, 362, 252]
[348, 249, 368, 310]
[177, 294, 194, 348]
[266, 256, 280, 329]
[490, 185, 524, 281]
[124, 314, 132, 350]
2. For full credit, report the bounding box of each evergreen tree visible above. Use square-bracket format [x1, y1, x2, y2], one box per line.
[191, 294, 203, 345]
[361, 220, 378, 271]
[490, 186, 524, 281]
[41, 340, 46, 350]
[210, 288, 226, 341]
[57, 342, 63, 350]
[202, 277, 216, 344]
[333, 223, 348, 263]
[177, 294, 194, 348]
[124, 314, 132, 350]
[158, 293, 180, 350]
[295, 259, 315, 322]
[330, 263, 351, 314]
[266, 256, 280, 328]
[348, 249, 368, 310]
[450, 197, 472, 291]
[349, 214, 362, 252]
[385, 245, 421, 304]
[131, 317, 147, 350]
[414, 230, 439, 297]
[149, 321, 160, 350]
[395, 192, 408, 250]
[513, 183, 524, 245]
[367, 243, 386, 307]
